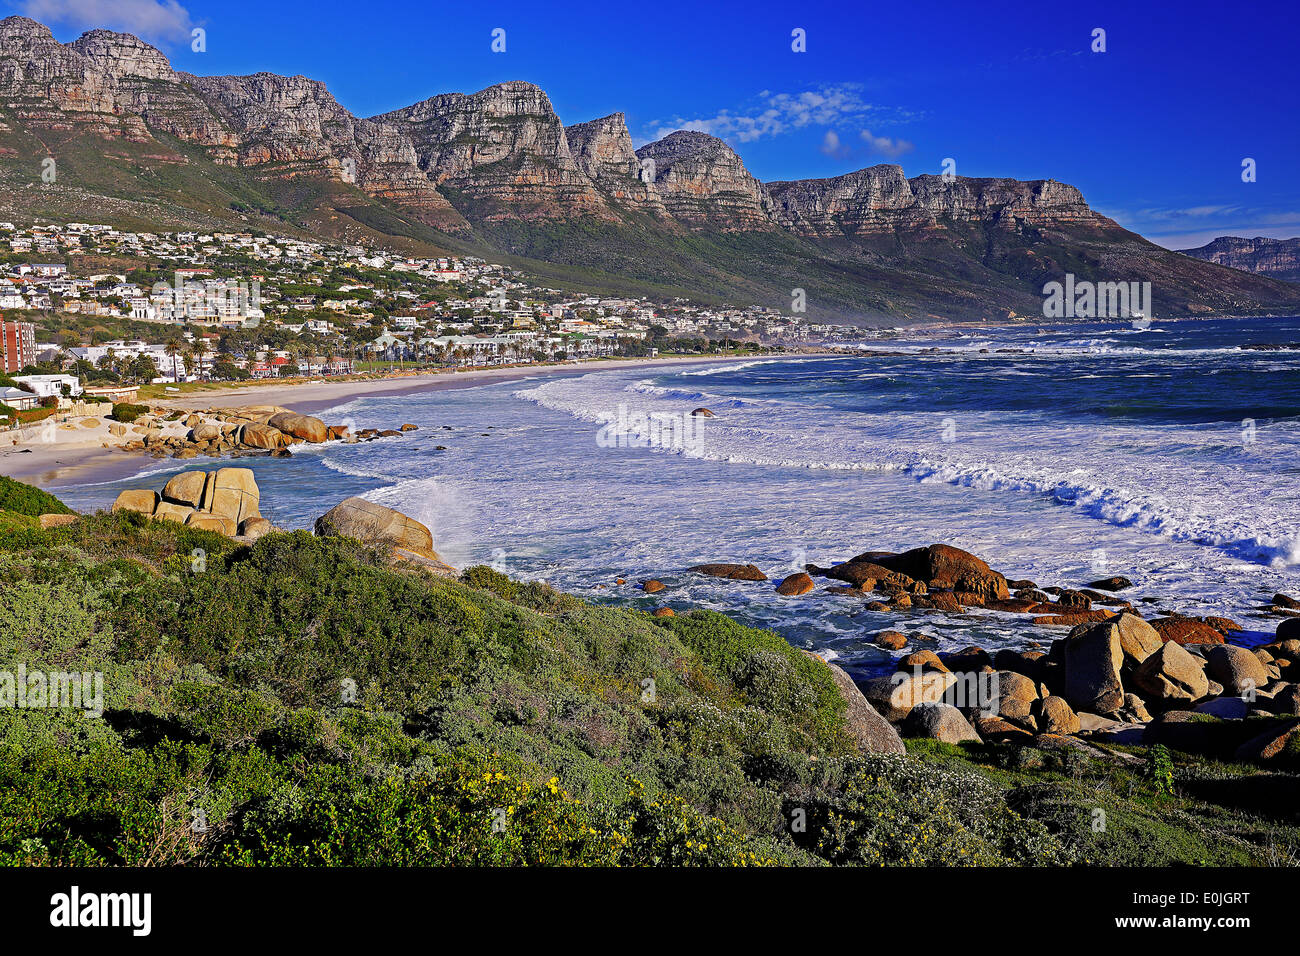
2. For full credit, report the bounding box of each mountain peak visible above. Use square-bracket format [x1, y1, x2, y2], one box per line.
[70, 28, 174, 80]
[0, 15, 56, 40]
[636, 130, 774, 231]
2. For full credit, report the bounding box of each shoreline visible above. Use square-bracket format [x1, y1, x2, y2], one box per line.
[166, 353, 780, 416]
[2, 354, 789, 491]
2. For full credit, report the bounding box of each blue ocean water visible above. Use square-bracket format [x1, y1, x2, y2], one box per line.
[55, 316, 1300, 680]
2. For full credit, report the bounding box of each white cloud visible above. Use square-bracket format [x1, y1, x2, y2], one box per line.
[647, 83, 915, 144]
[819, 130, 850, 160]
[20, 0, 196, 46]
[859, 129, 914, 159]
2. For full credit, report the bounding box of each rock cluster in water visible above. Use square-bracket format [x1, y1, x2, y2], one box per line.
[637, 542, 1300, 765]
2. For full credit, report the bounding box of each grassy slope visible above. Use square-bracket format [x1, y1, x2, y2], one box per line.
[2, 489, 1299, 866]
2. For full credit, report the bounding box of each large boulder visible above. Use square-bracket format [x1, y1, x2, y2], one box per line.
[239, 422, 288, 450]
[802, 653, 905, 755]
[153, 501, 195, 525]
[1278, 618, 1300, 641]
[1112, 613, 1164, 666]
[268, 411, 329, 443]
[239, 517, 273, 540]
[201, 468, 260, 525]
[1034, 696, 1081, 735]
[315, 497, 436, 559]
[162, 470, 208, 508]
[861, 670, 958, 722]
[1063, 621, 1126, 714]
[876, 543, 1009, 601]
[225, 404, 290, 424]
[1133, 641, 1209, 701]
[824, 561, 920, 592]
[994, 670, 1039, 706]
[189, 423, 221, 442]
[111, 489, 157, 516]
[1233, 719, 1300, 765]
[902, 702, 981, 744]
[186, 512, 236, 536]
[688, 563, 768, 581]
[1205, 645, 1270, 696]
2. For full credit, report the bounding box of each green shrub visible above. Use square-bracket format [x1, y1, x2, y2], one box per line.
[0, 475, 74, 516]
[4, 514, 1245, 868]
[111, 402, 148, 423]
[795, 755, 1076, 866]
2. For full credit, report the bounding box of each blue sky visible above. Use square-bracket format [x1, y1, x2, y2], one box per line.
[8, 0, 1299, 248]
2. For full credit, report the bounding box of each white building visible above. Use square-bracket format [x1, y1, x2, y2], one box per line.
[13, 373, 82, 399]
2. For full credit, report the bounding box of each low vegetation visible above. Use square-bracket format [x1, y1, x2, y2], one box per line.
[110, 402, 150, 423]
[0, 475, 75, 516]
[1, 484, 1298, 866]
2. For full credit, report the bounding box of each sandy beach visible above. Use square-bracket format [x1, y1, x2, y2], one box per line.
[163, 354, 761, 415]
[0, 354, 767, 490]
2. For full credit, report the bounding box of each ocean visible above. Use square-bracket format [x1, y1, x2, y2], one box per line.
[55, 316, 1300, 682]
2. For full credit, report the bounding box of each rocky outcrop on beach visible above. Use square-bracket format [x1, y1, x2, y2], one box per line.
[106, 468, 454, 575]
[316, 496, 454, 573]
[689, 562, 769, 581]
[103, 403, 420, 461]
[111, 466, 269, 539]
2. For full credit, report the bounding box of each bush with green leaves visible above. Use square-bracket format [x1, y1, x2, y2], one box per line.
[5, 510, 1254, 867]
[111, 402, 148, 423]
[0, 475, 75, 516]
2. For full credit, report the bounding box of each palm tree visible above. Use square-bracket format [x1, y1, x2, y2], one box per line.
[192, 338, 209, 381]
[164, 338, 182, 383]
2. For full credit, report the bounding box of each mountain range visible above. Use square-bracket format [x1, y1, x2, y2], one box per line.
[1180, 236, 1300, 285]
[2, 15, 1298, 322]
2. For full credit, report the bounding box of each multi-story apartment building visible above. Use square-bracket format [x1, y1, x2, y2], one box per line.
[0, 319, 35, 373]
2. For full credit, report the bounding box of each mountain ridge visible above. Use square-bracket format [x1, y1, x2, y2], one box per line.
[2, 15, 1298, 322]
[1179, 236, 1300, 284]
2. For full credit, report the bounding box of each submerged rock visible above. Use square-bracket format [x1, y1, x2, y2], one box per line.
[1088, 576, 1133, 592]
[774, 572, 815, 596]
[1150, 616, 1226, 645]
[689, 562, 768, 581]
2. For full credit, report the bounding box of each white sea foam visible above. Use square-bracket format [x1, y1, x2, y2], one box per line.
[517, 365, 1300, 570]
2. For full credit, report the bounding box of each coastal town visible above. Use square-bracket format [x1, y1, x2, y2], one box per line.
[0, 219, 878, 413]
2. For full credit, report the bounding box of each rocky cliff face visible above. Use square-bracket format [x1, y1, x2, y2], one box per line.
[0, 14, 1108, 238]
[1, 14, 1297, 321]
[0, 17, 140, 140]
[769, 166, 1100, 238]
[0, 19, 463, 229]
[1180, 236, 1300, 283]
[373, 81, 613, 221]
[565, 112, 666, 216]
[635, 131, 776, 231]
